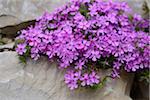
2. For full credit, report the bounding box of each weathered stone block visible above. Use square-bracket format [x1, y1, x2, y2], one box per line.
[0, 52, 133, 100]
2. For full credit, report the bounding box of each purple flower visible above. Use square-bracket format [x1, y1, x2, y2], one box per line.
[16, 44, 26, 55]
[78, 21, 90, 30]
[28, 37, 41, 47]
[80, 72, 100, 86]
[64, 71, 79, 90]
[80, 73, 90, 86]
[111, 69, 120, 78]
[89, 71, 100, 85]
[107, 12, 117, 24]
[113, 61, 121, 70]
[31, 53, 40, 60]
[74, 13, 85, 21]
[75, 59, 85, 70]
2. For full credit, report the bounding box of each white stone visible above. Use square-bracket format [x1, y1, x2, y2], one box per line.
[0, 51, 133, 100]
[0, 42, 14, 49]
[0, 0, 68, 28]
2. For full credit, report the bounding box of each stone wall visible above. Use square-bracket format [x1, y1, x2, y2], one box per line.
[0, 52, 134, 100]
[0, 0, 149, 100]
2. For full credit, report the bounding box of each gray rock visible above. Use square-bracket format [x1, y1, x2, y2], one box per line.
[0, 42, 14, 49]
[0, 52, 23, 83]
[0, 0, 68, 28]
[0, 37, 13, 45]
[0, 20, 35, 37]
[0, 0, 68, 37]
[0, 15, 21, 28]
[116, 0, 149, 15]
[138, 82, 149, 100]
[0, 51, 133, 100]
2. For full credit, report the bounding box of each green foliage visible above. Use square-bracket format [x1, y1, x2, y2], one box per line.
[19, 55, 27, 64]
[137, 69, 150, 84]
[91, 76, 109, 89]
[96, 55, 115, 69]
[18, 45, 31, 64]
[79, 3, 89, 19]
[142, 1, 149, 16]
[0, 39, 5, 45]
[128, 15, 133, 22]
[15, 38, 30, 64]
[15, 39, 25, 47]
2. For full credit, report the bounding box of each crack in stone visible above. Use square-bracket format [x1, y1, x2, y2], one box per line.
[0, 47, 15, 52]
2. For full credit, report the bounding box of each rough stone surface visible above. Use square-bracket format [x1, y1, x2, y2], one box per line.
[0, 42, 14, 49]
[0, 0, 68, 28]
[0, 20, 35, 37]
[115, 0, 149, 15]
[0, 51, 133, 100]
[0, 1, 148, 99]
[0, 15, 21, 28]
[0, 37, 13, 45]
[138, 82, 149, 100]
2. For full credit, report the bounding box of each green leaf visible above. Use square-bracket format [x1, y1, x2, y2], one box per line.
[79, 4, 89, 19]
[15, 39, 25, 47]
[128, 15, 133, 22]
[24, 46, 31, 56]
[137, 69, 150, 84]
[19, 55, 27, 64]
[91, 76, 109, 90]
[17, 45, 31, 64]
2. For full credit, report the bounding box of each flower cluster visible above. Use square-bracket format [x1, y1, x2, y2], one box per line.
[65, 71, 99, 90]
[16, 0, 149, 90]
